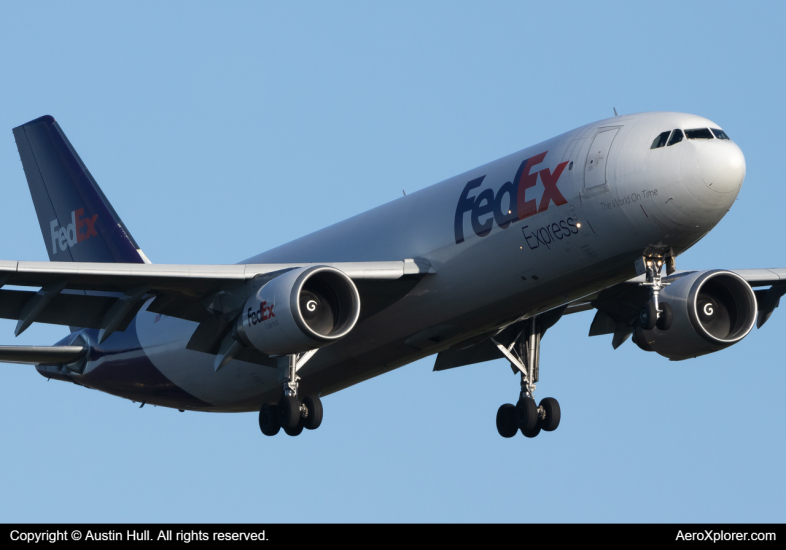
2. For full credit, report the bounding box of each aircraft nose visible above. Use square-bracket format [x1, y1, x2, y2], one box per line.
[697, 140, 746, 194]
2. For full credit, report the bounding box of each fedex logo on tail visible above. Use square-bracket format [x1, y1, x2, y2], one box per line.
[49, 208, 98, 254]
[454, 151, 568, 244]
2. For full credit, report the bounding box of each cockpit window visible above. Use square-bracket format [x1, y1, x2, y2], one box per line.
[667, 129, 684, 146]
[650, 131, 671, 149]
[711, 128, 730, 140]
[685, 128, 714, 140]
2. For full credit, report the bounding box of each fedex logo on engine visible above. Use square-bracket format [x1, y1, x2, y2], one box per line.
[49, 208, 98, 255]
[248, 301, 275, 325]
[454, 151, 568, 244]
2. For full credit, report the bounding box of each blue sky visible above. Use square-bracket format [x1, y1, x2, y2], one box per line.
[0, 1, 784, 522]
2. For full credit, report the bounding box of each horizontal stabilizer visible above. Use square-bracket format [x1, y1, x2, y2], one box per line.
[0, 345, 87, 365]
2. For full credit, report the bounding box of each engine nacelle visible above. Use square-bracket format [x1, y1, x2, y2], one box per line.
[235, 265, 360, 356]
[633, 270, 757, 360]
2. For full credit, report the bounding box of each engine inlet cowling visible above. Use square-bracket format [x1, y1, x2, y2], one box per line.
[235, 265, 361, 356]
[634, 270, 757, 360]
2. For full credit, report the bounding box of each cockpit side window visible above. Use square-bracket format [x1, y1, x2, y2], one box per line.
[711, 128, 730, 140]
[650, 131, 671, 149]
[667, 129, 684, 146]
[685, 128, 714, 140]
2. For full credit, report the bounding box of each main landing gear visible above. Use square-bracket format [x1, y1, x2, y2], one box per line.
[636, 250, 675, 331]
[493, 317, 561, 439]
[258, 350, 324, 437]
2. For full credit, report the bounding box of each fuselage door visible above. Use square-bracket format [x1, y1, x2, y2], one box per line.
[584, 128, 620, 190]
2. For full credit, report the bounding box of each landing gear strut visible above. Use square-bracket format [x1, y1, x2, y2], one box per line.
[493, 317, 561, 439]
[258, 349, 323, 437]
[637, 250, 675, 331]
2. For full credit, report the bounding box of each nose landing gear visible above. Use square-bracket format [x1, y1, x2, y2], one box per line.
[493, 317, 561, 439]
[637, 250, 675, 331]
[258, 350, 324, 437]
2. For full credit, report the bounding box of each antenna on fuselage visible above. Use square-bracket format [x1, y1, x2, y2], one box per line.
[613, 107, 619, 116]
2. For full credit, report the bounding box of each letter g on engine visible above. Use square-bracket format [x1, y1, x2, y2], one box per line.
[235, 266, 361, 356]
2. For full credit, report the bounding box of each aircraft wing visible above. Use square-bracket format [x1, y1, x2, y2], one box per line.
[435, 268, 786, 371]
[0, 259, 433, 291]
[724, 268, 786, 286]
[564, 268, 786, 349]
[0, 259, 434, 338]
[565, 268, 786, 312]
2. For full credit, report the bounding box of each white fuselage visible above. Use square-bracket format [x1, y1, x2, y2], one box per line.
[80, 112, 744, 411]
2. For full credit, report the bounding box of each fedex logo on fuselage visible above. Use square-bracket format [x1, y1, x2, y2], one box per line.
[49, 208, 98, 255]
[454, 151, 568, 244]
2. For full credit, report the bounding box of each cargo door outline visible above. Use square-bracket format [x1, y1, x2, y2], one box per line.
[583, 127, 620, 195]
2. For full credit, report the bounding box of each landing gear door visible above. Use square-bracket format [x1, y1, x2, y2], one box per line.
[584, 127, 620, 193]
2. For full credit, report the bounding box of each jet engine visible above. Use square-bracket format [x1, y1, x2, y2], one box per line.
[235, 265, 361, 356]
[632, 270, 757, 360]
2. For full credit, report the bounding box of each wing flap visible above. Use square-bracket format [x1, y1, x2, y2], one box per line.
[0, 289, 121, 330]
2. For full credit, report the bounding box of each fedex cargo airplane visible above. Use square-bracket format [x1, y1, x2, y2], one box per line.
[2, 113, 783, 438]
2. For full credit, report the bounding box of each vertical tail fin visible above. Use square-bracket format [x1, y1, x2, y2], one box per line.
[12, 115, 149, 264]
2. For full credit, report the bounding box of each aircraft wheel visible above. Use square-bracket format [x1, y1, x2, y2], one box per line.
[284, 417, 305, 436]
[496, 404, 518, 438]
[539, 397, 561, 432]
[278, 395, 301, 431]
[302, 396, 323, 430]
[639, 301, 657, 330]
[521, 423, 542, 438]
[259, 404, 280, 436]
[656, 302, 673, 330]
[515, 397, 538, 432]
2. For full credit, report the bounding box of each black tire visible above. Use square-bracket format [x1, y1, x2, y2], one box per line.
[539, 397, 561, 432]
[639, 301, 657, 330]
[656, 302, 673, 331]
[259, 404, 280, 436]
[277, 395, 301, 431]
[302, 395, 323, 430]
[515, 397, 538, 432]
[521, 423, 542, 438]
[284, 417, 305, 436]
[632, 327, 654, 352]
[496, 404, 517, 438]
